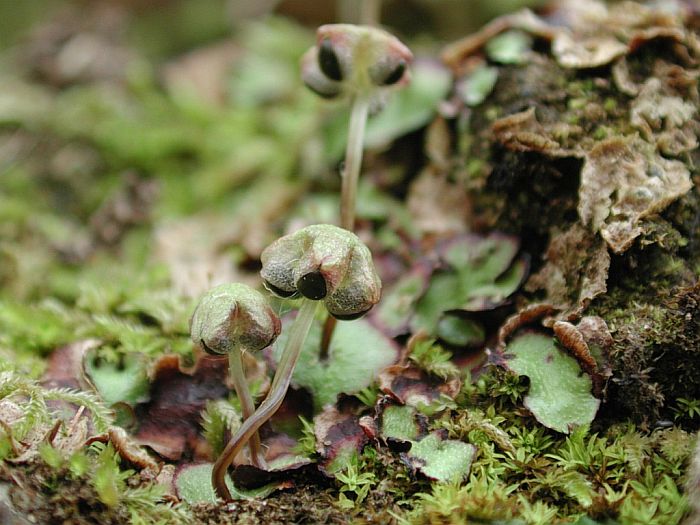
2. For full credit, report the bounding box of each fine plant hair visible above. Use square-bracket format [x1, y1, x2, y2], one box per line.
[0, 362, 113, 439]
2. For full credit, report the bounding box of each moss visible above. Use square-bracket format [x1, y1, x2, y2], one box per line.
[2, 454, 188, 524]
[591, 253, 700, 423]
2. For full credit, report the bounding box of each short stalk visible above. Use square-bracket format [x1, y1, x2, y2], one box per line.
[340, 92, 371, 231]
[212, 299, 319, 501]
[228, 350, 267, 469]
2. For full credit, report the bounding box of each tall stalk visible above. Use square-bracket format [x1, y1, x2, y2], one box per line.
[340, 93, 371, 232]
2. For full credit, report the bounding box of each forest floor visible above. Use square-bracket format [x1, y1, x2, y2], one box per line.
[1, 1, 699, 524]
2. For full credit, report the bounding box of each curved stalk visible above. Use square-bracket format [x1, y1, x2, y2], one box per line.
[213, 299, 319, 501]
[340, 93, 371, 231]
[228, 349, 266, 469]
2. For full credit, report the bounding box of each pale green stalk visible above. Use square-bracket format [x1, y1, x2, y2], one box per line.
[340, 93, 371, 231]
[213, 299, 319, 501]
[360, 0, 381, 25]
[228, 349, 266, 469]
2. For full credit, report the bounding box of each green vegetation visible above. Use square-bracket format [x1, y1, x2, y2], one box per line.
[0, 1, 698, 524]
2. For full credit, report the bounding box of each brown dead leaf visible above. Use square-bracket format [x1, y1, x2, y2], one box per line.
[553, 318, 613, 397]
[497, 303, 557, 350]
[154, 216, 251, 299]
[134, 355, 229, 461]
[406, 168, 471, 235]
[109, 426, 159, 471]
[162, 41, 241, 106]
[314, 405, 368, 476]
[491, 108, 578, 157]
[42, 339, 102, 391]
[576, 315, 613, 394]
[631, 78, 696, 138]
[577, 316, 613, 354]
[552, 321, 598, 376]
[612, 58, 640, 96]
[443, 0, 694, 73]
[578, 138, 692, 253]
[552, 33, 628, 69]
[378, 365, 461, 408]
[628, 26, 687, 53]
[525, 224, 610, 316]
[549, 0, 690, 68]
[441, 9, 559, 70]
[630, 75, 698, 156]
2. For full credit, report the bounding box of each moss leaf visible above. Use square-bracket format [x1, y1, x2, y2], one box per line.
[504, 332, 600, 433]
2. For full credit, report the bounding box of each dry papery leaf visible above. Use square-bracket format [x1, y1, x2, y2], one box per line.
[525, 224, 610, 316]
[578, 137, 692, 254]
[442, 0, 694, 71]
[133, 354, 230, 461]
[441, 9, 559, 70]
[552, 33, 628, 69]
[155, 216, 254, 299]
[553, 318, 612, 397]
[406, 167, 471, 236]
[553, 320, 598, 375]
[162, 41, 241, 106]
[497, 303, 557, 350]
[108, 426, 160, 471]
[314, 404, 368, 477]
[490, 107, 581, 157]
[378, 365, 461, 408]
[549, 0, 691, 69]
[630, 71, 698, 157]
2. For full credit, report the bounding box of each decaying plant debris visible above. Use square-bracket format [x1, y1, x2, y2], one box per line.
[1, 0, 699, 523]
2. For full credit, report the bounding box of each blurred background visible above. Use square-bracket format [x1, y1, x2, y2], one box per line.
[0, 0, 540, 369]
[0, 0, 544, 52]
